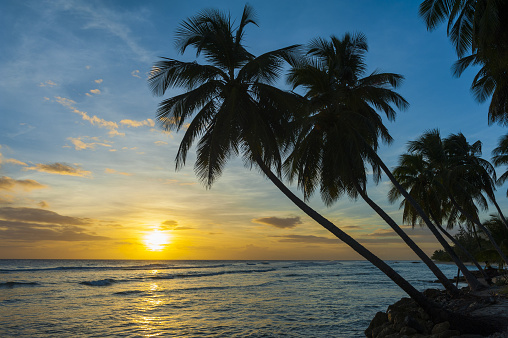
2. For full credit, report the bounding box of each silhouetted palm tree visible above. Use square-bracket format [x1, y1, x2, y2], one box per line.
[284, 33, 458, 294]
[419, 0, 508, 125]
[446, 132, 508, 231]
[492, 133, 508, 211]
[388, 151, 490, 282]
[148, 5, 439, 313]
[148, 7, 506, 333]
[404, 130, 508, 266]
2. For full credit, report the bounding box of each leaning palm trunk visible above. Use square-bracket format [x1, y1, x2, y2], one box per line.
[255, 158, 505, 335]
[431, 217, 490, 282]
[255, 158, 431, 305]
[449, 196, 508, 266]
[372, 152, 485, 291]
[354, 182, 459, 294]
[489, 195, 508, 232]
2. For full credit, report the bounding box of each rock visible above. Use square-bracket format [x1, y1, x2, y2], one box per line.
[403, 315, 426, 333]
[376, 325, 396, 338]
[365, 312, 389, 337]
[372, 322, 391, 338]
[429, 329, 460, 338]
[399, 326, 417, 335]
[431, 321, 450, 335]
[457, 334, 484, 338]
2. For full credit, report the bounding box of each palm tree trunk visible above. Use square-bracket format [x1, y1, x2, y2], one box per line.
[489, 195, 508, 231]
[254, 158, 507, 335]
[430, 215, 490, 282]
[371, 152, 485, 291]
[449, 196, 508, 266]
[254, 158, 434, 308]
[354, 182, 458, 294]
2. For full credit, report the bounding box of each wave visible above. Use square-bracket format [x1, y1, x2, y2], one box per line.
[80, 279, 116, 286]
[0, 263, 230, 273]
[0, 281, 40, 288]
[113, 290, 147, 296]
[150, 268, 276, 280]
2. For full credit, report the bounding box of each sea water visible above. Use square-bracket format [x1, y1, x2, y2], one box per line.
[0, 260, 463, 337]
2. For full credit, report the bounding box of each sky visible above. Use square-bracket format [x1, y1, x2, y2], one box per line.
[1, 0, 507, 260]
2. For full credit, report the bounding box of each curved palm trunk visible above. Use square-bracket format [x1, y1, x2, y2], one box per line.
[254, 158, 432, 307]
[254, 158, 507, 335]
[449, 196, 508, 266]
[489, 195, 508, 231]
[430, 216, 490, 282]
[371, 152, 485, 291]
[354, 182, 458, 294]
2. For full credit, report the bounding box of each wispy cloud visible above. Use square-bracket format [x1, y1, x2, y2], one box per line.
[94, 79, 103, 84]
[38, 80, 57, 87]
[25, 162, 92, 177]
[67, 136, 112, 150]
[120, 118, 154, 127]
[5, 158, 28, 166]
[154, 141, 168, 146]
[131, 70, 141, 78]
[252, 216, 302, 229]
[54, 96, 123, 136]
[0, 176, 47, 191]
[0, 219, 109, 242]
[104, 168, 132, 176]
[0, 207, 88, 225]
[272, 235, 339, 244]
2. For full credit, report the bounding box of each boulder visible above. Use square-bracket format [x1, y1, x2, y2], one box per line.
[365, 312, 389, 338]
[431, 321, 450, 335]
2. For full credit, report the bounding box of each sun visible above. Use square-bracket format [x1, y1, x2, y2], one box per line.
[143, 230, 170, 251]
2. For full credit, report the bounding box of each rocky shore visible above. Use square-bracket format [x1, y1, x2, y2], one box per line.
[365, 276, 508, 338]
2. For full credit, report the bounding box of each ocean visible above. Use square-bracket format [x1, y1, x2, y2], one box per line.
[0, 260, 464, 337]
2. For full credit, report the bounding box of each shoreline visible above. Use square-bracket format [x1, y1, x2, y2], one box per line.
[365, 270, 508, 337]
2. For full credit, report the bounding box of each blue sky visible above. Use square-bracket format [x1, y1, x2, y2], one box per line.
[0, 0, 506, 260]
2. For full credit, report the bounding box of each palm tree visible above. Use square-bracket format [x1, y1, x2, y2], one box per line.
[419, 0, 508, 125]
[148, 5, 449, 323]
[284, 33, 459, 294]
[446, 132, 508, 231]
[405, 130, 508, 266]
[388, 152, 490, 282]
[492, 133, 508, 212]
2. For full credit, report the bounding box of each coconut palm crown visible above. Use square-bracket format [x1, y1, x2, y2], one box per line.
[284, 33, 408, 204]
[419, 0, 508, 125]
[148, 5, 300, 187]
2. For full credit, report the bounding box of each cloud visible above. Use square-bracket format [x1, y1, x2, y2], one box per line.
[90, 89, 101, 94]
[120, 118, 155, 127]
[38, 80, 57, 87]
[0, 207, 89, 225]
[94, 79, 103, 84]
[38, 201, 49, 208]
[131, 70, 141, 78]
[67, 136, 112, 150]
[272, 235, 339, 244]
[158, 220, 192, 231]
[154, 141, 168, 146]
[104, 168, 132, 176]
[25, 162, 92, 177]
[0, 176, 47, 191]
[0, 219, 109, 242]
[54, 96, 123, 137]
[252, 216, 302, 229]
[340, 225, 362, 230]
[5, 158, 28, 166]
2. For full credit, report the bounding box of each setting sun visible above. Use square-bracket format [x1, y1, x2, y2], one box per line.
[143, 230, 170, 251]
